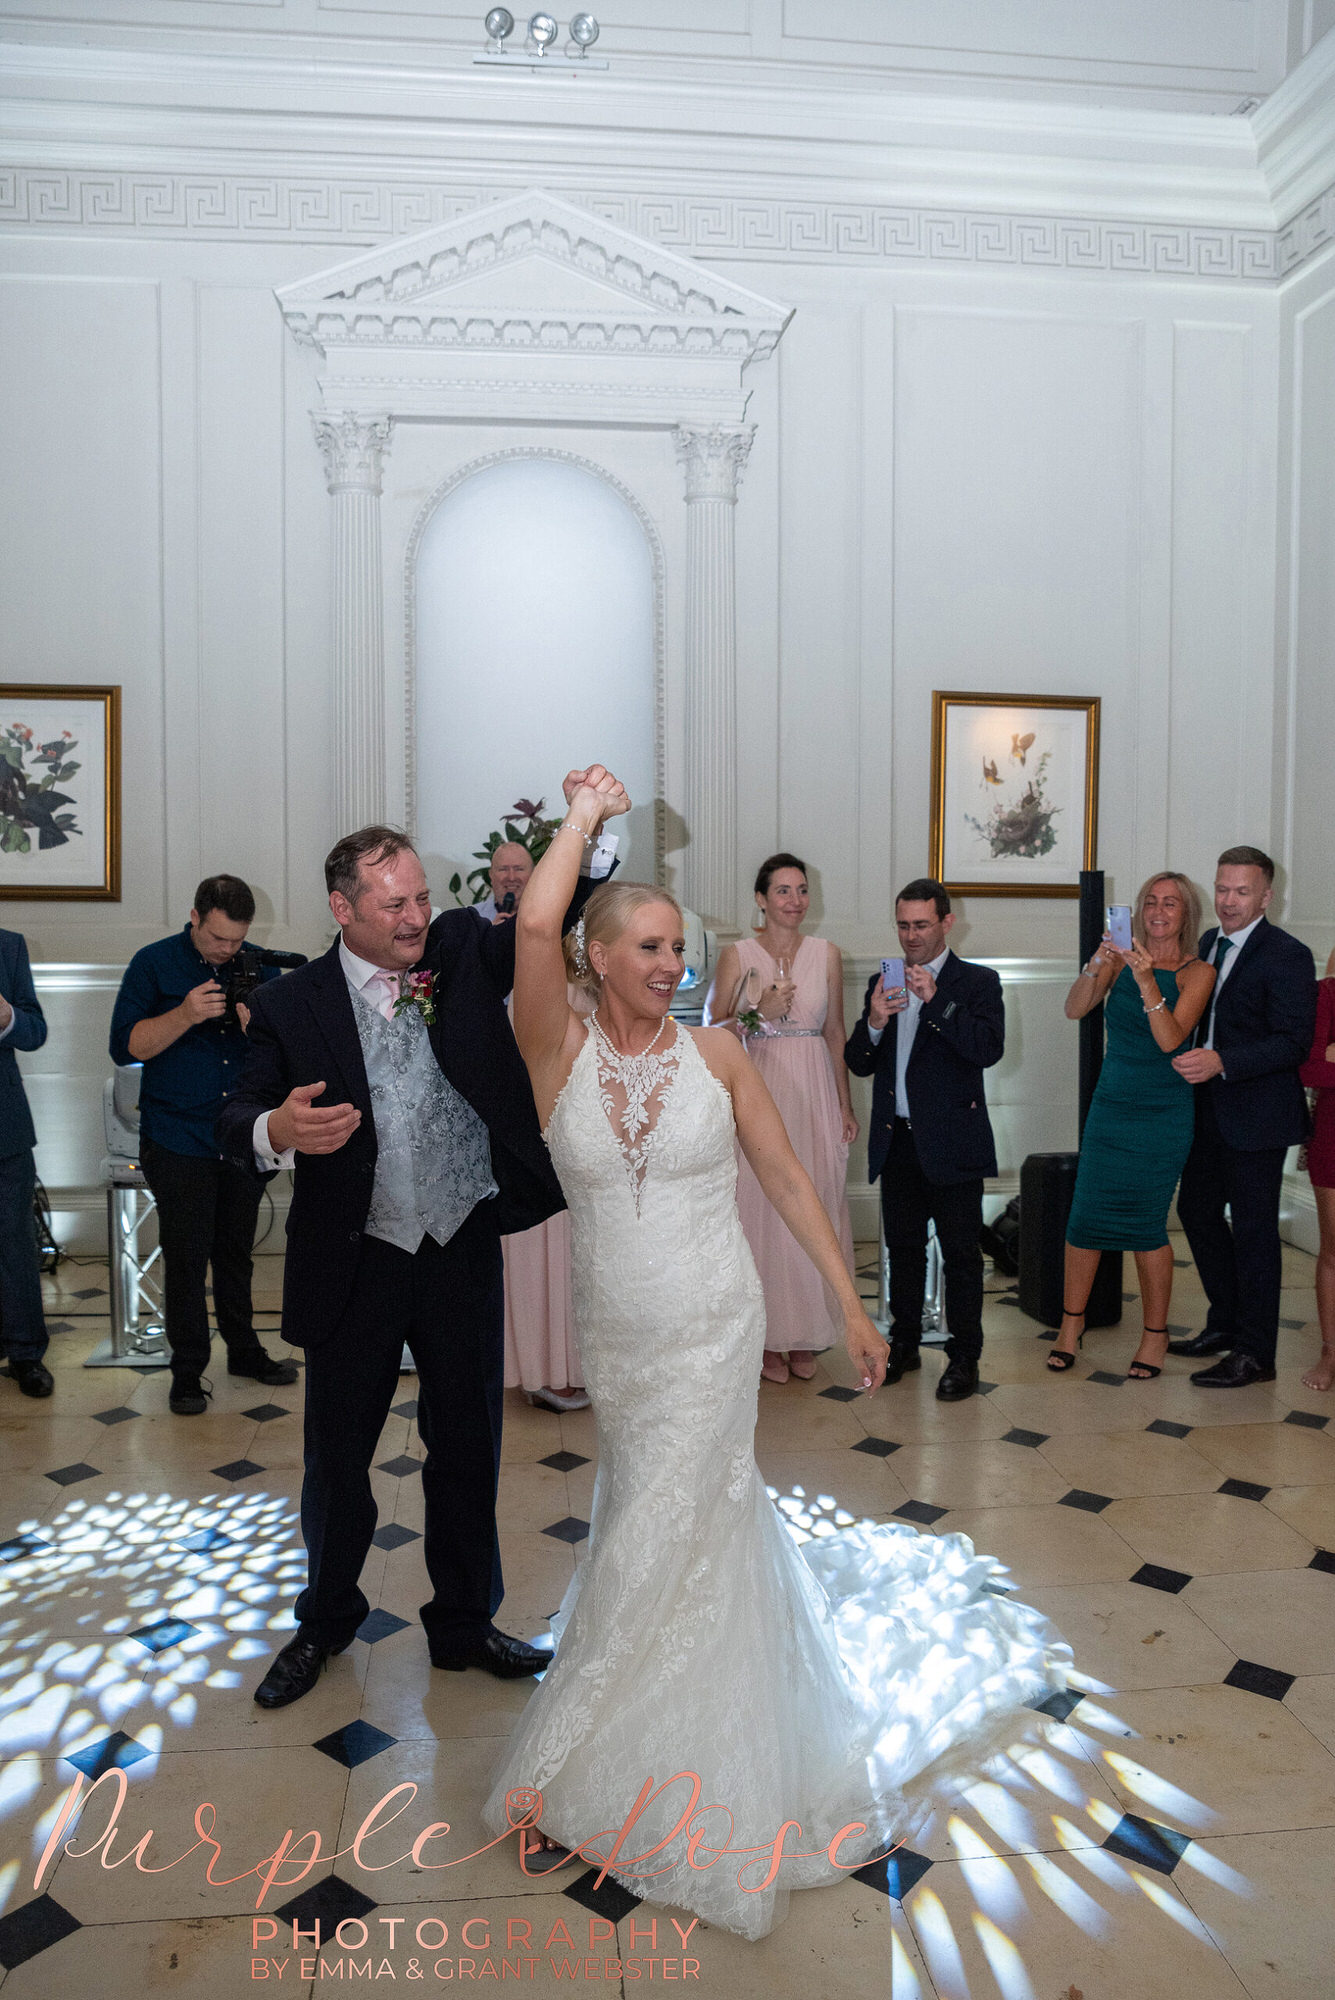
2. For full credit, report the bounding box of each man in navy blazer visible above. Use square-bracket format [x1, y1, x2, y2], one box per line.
[0, 926, 52, 1397]
[1168, 846, 1316, 1386]
[845, 878, 1004, 1402]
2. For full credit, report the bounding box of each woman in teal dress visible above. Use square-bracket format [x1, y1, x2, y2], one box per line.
[1048, 873, 1215, 1379]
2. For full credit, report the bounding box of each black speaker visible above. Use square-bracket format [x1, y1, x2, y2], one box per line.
[1017, 1152, 1122, 1329]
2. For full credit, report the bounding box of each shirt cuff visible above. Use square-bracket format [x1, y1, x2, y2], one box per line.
[0, 1009, 13, 1044]
[587, 832, 617, 880]
[867, 1023, 884, 1046]
[254, 1110, 296, 1172]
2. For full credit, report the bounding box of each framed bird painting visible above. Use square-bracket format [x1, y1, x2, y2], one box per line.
[929, 691, 1099, 897]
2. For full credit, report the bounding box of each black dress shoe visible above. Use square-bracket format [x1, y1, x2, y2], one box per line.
[1189, 1352, 1275, 1388]
[1166, 1329, 1234, 1359]
[431, 1629, 555, 1679]
[228, 1349, 299, 1386]
[936, 1358, 979, 1402]
[169, 1377, 212, 1415]
[883, 1344, 922, 1386]
[8, 1359, 53, 1398]
[253, 1632, 350, 1709]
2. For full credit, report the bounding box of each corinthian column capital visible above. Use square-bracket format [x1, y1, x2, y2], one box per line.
[673, 425, 755, 504]
[313, 412, 394, 496]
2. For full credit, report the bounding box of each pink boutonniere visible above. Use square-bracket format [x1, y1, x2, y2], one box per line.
[392, 969, 437, 1027]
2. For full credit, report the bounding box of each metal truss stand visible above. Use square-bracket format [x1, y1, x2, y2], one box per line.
[877, 1214, 948, 1346]
[84, 1178, 169, 1368]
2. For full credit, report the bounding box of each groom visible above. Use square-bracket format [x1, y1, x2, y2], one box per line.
[220, 778, 616, 1707]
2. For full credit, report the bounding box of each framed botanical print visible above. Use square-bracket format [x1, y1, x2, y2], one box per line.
[0, 685, 121, 900]
[930, 691, 1100, 897]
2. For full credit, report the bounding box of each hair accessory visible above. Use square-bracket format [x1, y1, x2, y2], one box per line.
[571, 916, 589, 976]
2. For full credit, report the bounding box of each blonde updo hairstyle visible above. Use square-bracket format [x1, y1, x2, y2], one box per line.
[1133, 871, 1202, 958]
[563, 881, 685, 1000]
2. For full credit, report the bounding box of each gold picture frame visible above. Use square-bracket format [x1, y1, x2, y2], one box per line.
[0, 684, 121, 901]
[929, 691, 1099, 898]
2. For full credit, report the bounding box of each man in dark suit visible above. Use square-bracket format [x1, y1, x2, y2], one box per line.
[1168, 846, 1316, 1387]
[219, 776, 618, 1708]
[0, 926, 52, 1398]
[845, 878, 1004, 1403]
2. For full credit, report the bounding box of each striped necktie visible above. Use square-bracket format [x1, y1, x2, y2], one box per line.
[1198, 935, 1233, 1048]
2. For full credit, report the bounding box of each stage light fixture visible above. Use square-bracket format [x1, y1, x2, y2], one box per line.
[526, 11, 559, 53]
[567, 13, 600, 55]
[484, 8, 515, 51]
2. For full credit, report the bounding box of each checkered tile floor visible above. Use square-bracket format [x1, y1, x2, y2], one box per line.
[0, 1236, 1331, 1998]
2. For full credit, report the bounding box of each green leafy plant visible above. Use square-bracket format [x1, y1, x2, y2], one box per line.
[0, 724, 83, 854]
[447, 796, 563, 905]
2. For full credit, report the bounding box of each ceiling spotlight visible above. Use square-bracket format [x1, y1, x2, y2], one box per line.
[567, 12, 600, 55]
[526, 12, 558, 54]
[483, 8, 514, 51]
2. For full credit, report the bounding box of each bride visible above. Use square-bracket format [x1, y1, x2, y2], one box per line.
[481, 766, 1067, 1941]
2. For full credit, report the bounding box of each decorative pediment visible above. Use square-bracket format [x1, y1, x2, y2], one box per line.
[276, 189, 792, 427]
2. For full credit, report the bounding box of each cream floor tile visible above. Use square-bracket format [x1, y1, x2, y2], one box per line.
[1069, 1682, 1335, 1837]
[1263, 1481, 1335, 1545]
[359, 1632, 536, 1743]
[0, 1415, 110, 1473]
[859, 1386, 1011, 1445]
[91, 1414, 263, 1472]
[1102, 1490, 1315, 1574]
[1174, 1826, 1335, 2000]
[749, 1394, 872, 1452]
[754, 1449, 909, 1523]
[912, 1711, 1124, 1863]
[972, 1335, 1083, 1385]
[1023, 1580, 1236, 1693]
[0, 1914, 280, 2000]
[1186, 1420, 1335, 1486]
[652, 1877, 932, 2000]
[1035, 1427, 1223, 1500]
[563, 1459, 597, 1518]
[1271, 1370, 1335, 1417]
[495, 1460, 577, 1535]
[14, 1368, 153, 1417]
[1283, 1672, 1335, 1753]
[934, 1503, 1143, 1589]
[1184, 1567, 1335, 1677]
[886, 1440, 1070, 1511]
[494, 1532, 574, 1636]
[498, 1393, 567, 1464]
[985, 1379, 1159, 1436]
[334, 1734, 534, 1904]
[903, 1849, 1248, 2000]
[91, 1634, 374, 1752]
[1131, 1378, 1287, 1428]
[554, 1404, 599, 1458]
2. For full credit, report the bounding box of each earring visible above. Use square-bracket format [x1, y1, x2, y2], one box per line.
[751, 906, 767, 932]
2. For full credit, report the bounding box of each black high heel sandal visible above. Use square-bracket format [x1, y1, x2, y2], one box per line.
[1127, 1327, 1168, 1380]
[1047, 1308, 1086, 1372]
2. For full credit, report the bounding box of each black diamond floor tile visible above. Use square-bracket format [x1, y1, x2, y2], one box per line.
[1087, 1370, 1128, 1386]
[371, 1522, 421, 1552]
[0, 1535, 51, 1562]
[356, 1608, 410, 1645]
[1286, 1409, 1329, 1429]
[62, 1730, 151, 1780]
[172, 1527, 233, 1555]
[241, 1402, 289, 1423]
[1165, 1324, 1192, 1336]
[90, 1405, 139, 1425]
[314, 1720, 399, 1769]
[211, 1458, 264, 1482]
[1173, 1258, 1191, 1268]
[540, 1450, 591, 1473]
[1029, 1687, 1085, 1722]
[975, 1379, 999, 1395]
[1225, 1658, 1296, 1702]
[997, 1294, 1022, 1307]
[391, 1398, 419, 1420]
[72, 1286, 106, 1300]
[542, 1515, 591, 1544]
[1131, 1563, 1192, 1594]
[377, 1454, 423, 1478]
[563, 1868, 641, 1922]
[1059, 1488, 1113, 1513]
[1146, 1419, 1193, 1439]
[1102, 1813, 1190, 1874]
[275, 1874, 378, 1929]
[45, 1320, 75, 1333]
[45, 1462, 100, 1486]
[1279, 1316, 1308, 1330]
[895, 1499, 948, 1526]
[1002, 1427, 1049, 1448]
[820, 1384, 861, 1403]
[0, 1894, 82, 1971]
[852, 1435, 900, 1458]
[852, 1845, 934, 1901]
[127, 1616, 200, 1654]
[1218, 1477, 1270, 1503]
[1309, 1549, 1335, 1574]
[1122, 1291, 1138, 1303]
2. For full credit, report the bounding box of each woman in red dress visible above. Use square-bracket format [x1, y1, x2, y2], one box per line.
[1300, 958, 1335, 1391]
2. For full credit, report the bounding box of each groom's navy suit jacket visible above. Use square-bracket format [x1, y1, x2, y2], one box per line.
[218, 892, 593, 1349]
[1193, 916, 1314, 1151]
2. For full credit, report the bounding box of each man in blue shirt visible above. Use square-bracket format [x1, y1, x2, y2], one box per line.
[0, 925, 53, 1398]
[109, 874, 298, 1414]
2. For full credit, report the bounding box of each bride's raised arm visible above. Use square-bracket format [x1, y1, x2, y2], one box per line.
[514, 766, 629, 1098]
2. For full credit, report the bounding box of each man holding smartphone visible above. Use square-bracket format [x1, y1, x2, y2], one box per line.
[845, 878, 1005, 1401]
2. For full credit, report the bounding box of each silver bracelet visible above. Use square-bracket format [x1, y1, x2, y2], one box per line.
[1144, 998, 1167, 1015]
[556, 820, 597, 848]
[1080, 959, 1101, 978]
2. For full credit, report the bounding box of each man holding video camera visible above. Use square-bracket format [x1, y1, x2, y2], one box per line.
[110, 875, 300, 1413]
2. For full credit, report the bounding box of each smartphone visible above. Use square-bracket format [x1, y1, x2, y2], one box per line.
[880, 957, 907, 1002]
[1106, 905, 1133, 953]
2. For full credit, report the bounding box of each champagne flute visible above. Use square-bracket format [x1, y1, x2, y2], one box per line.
[776, 953, 791, 1021]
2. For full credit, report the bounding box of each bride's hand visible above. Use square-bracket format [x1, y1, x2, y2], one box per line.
[564, 765, 631, 829]
[845, 1311, 888, 1394]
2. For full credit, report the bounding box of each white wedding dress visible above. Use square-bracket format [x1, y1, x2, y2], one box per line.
[482, 1023, 1068, 1939]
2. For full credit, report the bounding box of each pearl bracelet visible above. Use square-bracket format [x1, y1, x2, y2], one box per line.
[1144, 998, 1167, 1015]
[556, 820, 597, 848]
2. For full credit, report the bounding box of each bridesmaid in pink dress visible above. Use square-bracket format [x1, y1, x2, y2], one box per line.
[705, 854, 858, 1382]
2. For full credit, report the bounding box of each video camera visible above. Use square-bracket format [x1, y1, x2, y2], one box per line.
[218, 945, 308, 1024]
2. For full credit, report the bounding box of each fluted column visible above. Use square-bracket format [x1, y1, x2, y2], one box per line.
[673, 424, 755, 929]
[313, 412, 394, 833]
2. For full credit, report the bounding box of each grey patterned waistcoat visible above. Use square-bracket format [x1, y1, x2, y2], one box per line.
[351, 987, 497, 1254]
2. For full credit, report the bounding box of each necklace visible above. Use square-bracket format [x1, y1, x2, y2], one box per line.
[590, 1013, 680, 1195]
[590, 1011, 669, 1064]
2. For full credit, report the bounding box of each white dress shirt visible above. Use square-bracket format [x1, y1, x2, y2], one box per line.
[867, 947, 952, 1118]
[1204, 915, 1261, 1051]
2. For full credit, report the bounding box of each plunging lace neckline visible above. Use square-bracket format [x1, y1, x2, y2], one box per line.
[590, 1013, 684, 1208]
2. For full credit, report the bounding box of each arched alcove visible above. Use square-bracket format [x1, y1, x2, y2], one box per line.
[410, 454, 658, 899]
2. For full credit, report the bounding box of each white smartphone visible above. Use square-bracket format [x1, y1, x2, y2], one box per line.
[1106, 905, 1134, 953]
[880, 956, 907, 1001]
